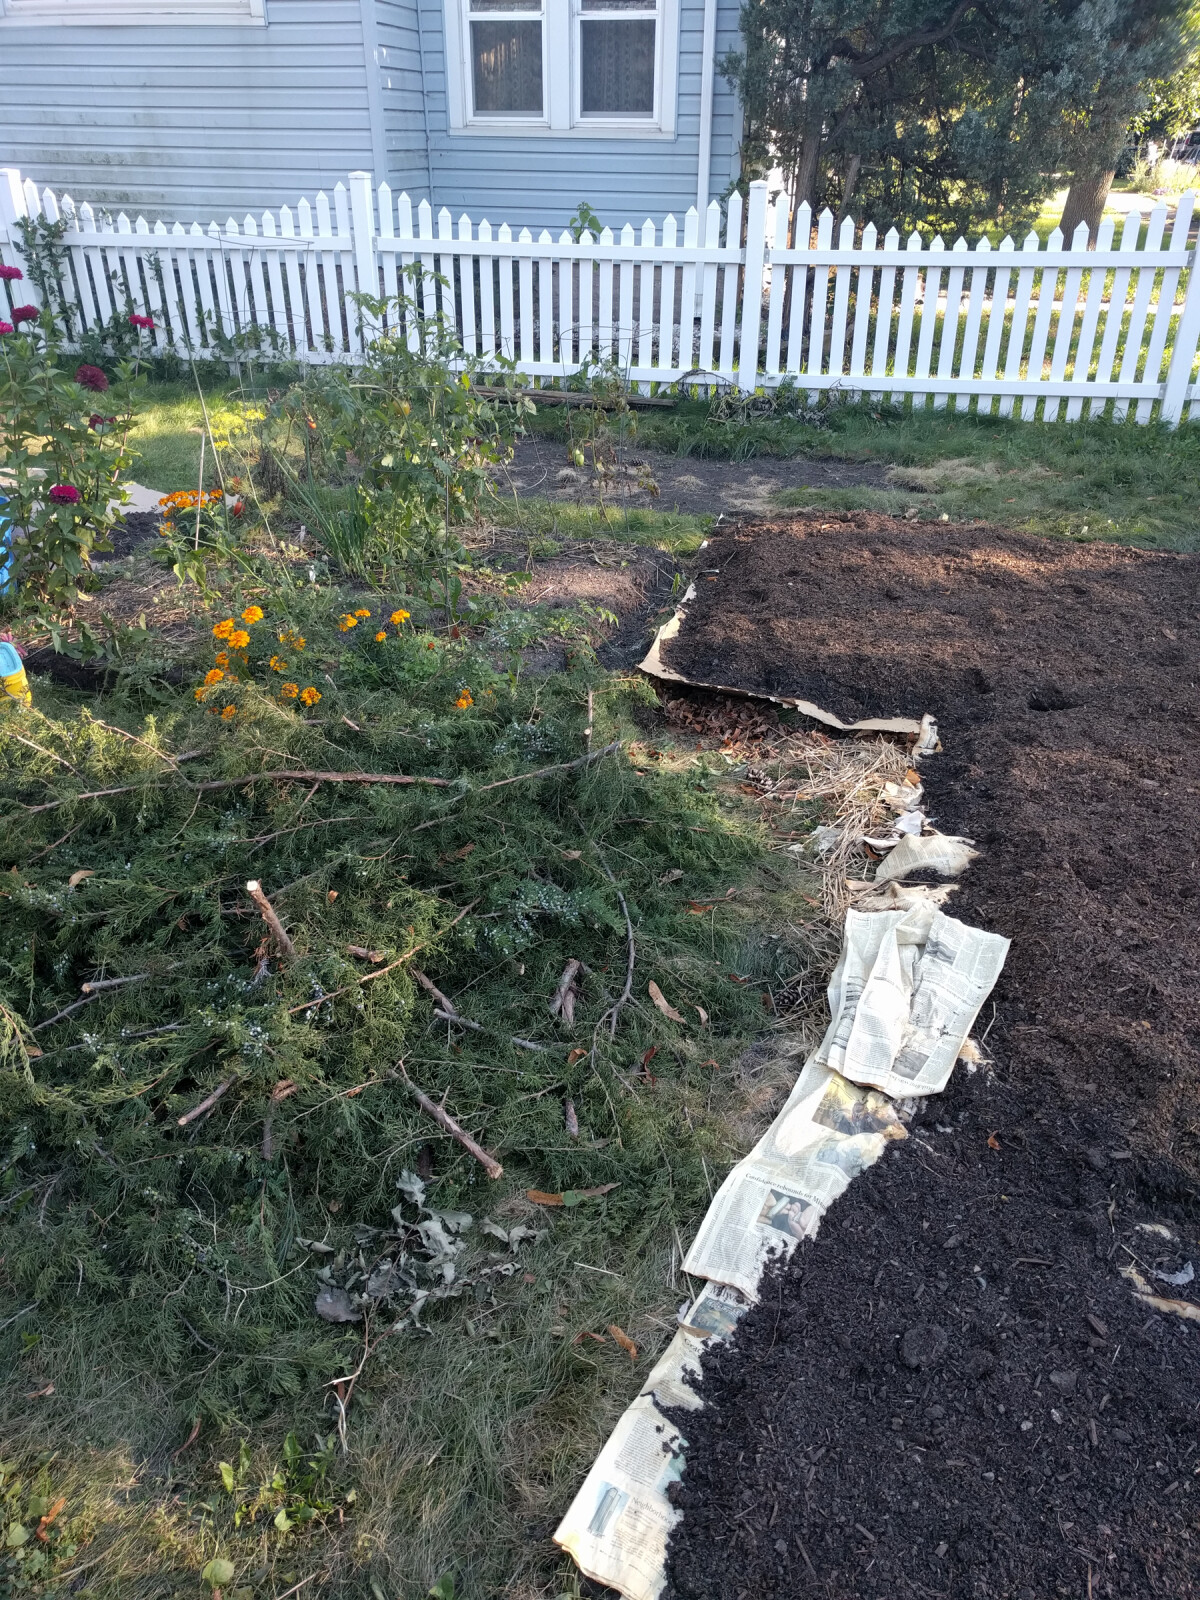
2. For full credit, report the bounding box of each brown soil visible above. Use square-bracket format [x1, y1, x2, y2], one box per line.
[502, 437, 889, 516]
[660, 513, 1200, 1598]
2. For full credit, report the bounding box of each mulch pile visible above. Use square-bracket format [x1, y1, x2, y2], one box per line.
[660, 513, 1200, 1599]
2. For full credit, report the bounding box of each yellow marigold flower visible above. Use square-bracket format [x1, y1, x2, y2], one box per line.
[203, 668, 225, 686]
[215, 651, 230, 668]
[354, 607, 371, 618]
[390, 609, 411, 626]
[241, 605, 264, 625]
[269, 655, 286, 672]
[299, 686, 322, 707]
[339, 614, 358, 632]
[280, 682, 299, 699]
[220, 704, 238, 720]
[454, 689, 474, 710]
[193, 686, 206, 701]
[228, 629, 250, 650]
[212, 618, 235, 640]
[375, 631, 386, 642]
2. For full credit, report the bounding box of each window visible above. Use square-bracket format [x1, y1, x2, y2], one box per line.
[0, 0, 265, 23]
[446, 0, 676, 134]
[469, 0, 544, 118]
[578, 0, 655, 119]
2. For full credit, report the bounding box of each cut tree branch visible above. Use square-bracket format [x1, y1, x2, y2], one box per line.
[177, 1076, 237, 1126]
[287, 901, 477, 1015]
[395, 1061, 504, 1179]
[246, 879, 298, 962]
[846, 1, 978, 79]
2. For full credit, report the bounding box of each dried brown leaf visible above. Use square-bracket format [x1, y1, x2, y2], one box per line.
[608, 1324, 638, 1361]
[67, 870, 94, 888]
[648, 980, 685, 1023]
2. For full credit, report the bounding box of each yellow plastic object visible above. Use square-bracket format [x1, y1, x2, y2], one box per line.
[0, 642, 31, 711]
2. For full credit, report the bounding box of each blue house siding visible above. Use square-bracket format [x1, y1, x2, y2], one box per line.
[0, 0, 740, 230]
[0, 1, 375, 221]
[408, 0, 741, 232]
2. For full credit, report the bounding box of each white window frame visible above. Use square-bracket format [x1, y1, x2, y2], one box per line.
[0, 0, 265, 25]
[445, 0, 676, 137]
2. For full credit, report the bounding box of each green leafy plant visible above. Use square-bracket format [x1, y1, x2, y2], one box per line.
[0, 1462, 78, 1592]
[567, 200, 604, 242]
[0, 310, 145, 613]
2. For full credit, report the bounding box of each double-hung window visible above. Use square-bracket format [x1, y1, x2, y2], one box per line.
[449, 0, 676, 133]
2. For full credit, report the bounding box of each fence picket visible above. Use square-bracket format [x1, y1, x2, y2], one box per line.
[934, 238, 967, 411]
[660, 214, 677, 376]
[697, 201, 720, 376]
[1137, 193, 1194, 422]
[1114, 204, 1168, 423]
[785, 202, 812, 378]
[1020, 231, 1063, 420]
[869, 226, 899, 403]
[718, 190, 741, 379]
[998, 231, 1040, 418]
[764, 198, 789, 376]
[2, 164, 1197, 423]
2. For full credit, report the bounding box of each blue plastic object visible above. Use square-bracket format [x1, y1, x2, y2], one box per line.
[0, 640, 21, 677]
[0, 495, 11, 593]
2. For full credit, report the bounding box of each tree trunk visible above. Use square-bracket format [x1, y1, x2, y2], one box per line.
[838, 154, 863, 224]
[792, 131, 825, 216]
[1059, 169, 1116, 246]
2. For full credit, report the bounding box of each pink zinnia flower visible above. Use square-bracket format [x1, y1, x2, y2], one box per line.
[0, 264, 22, 281]
[0, 322, 12, 336]
[10, 305, 38, 325]
[48, 484, 81, 505]
[128, 313, 154, 330]
[75, 363, 109, 393]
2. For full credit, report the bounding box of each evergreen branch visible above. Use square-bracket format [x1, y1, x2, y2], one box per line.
[15, 765, 454, 816]
[285, 900, 478, 1015]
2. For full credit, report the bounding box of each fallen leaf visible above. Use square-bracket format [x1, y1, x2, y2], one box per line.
[658, 868, 683, 885]
[694, 1004, 709, 1024]
[527, 1183, 619, 1207]
[35, 1496, 66, 1541]
[641, 1046, 659, 1069]
[172, 1417, 202, 1459]
[700, 1058, 720, 1070]
[347, 944, 385, 962]
[727, 974, 750, 985]
[687, 902, 716, 915]
[314, 1286, 361, 1323]
[648, 981, 686, 1023]
[987, 1133, 1001, 1150]
[560, 849, 583, 860]
[608, 1324, 638, 1361]
[327, 889, 338, 902]
[564, 1098, 579, 1138]
[566, 1048, 587, 1065]
[26, 1383, 54, 1398]
[453, 842, 476, 859]
[574, 1330, 607, 1344]
[67, 870, 94, 888]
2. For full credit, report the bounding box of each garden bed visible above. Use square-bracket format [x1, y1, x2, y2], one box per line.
[661, 513, 1200, 1599]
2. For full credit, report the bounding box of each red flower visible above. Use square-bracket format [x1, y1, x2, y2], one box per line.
[0, 264, 22, 281]
[230, 497, 246, 517]
[128, 314, 154, 330]
[75, 363, 109, 393]
[10, 305, 38, 325]
[48, 484, 81, 504]
[88, 413, 117, 430]
[0, 322, 12, 336]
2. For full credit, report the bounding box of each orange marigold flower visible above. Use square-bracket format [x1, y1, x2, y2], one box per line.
[425, 639, 436, 651]
[354, 607, 371, 618]
[220, 704, 238, 720]
[338, 614, 358, 632]
[269, 655, 286, 672]
[390, 608, 410, 626]
[454, 689, 474, 710]
[241, 605, 264, 625]
[193, 686, 206, 701]
[280, 682, 300, 699]
[203, 668, 224, 686]
[299, 686, 322, 707]
[215, 651, 230, 668]
[228, 629, 250, 650]
[375, 630, 386, 642]
[212, 618, 235, 640]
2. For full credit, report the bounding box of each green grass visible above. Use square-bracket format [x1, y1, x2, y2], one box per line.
[527, 399, 1200, 551]
[494, 495, 713, 555]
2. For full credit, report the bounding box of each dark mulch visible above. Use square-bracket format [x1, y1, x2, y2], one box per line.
[661, 513, 1200, 1598]
[106, 508, 161, 558]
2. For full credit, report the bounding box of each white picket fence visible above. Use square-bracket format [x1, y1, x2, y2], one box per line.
[4, 167, 1200, 424]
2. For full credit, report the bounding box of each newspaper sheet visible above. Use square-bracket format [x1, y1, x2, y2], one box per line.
[813, 905, 1009, 1097]
[873, 830, 978, 882]
[554, 1282, 751, 1598]
[682, 1056, 910, 1297]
